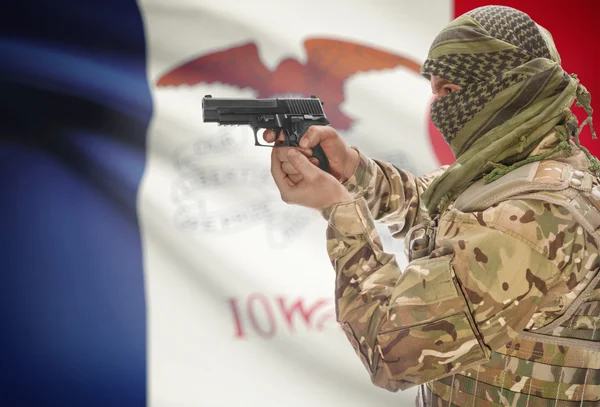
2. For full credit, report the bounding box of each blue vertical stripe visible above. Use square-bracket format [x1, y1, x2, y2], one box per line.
[0, 1, 152, 406]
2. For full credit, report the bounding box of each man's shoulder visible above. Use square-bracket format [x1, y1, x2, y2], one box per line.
[446, 156, 591, 247]
[493, 196, 578, 238]
[441, 196, 580, 261]
[445, 194, 575, 227]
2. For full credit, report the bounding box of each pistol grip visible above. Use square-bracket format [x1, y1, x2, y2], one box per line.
[311, 144, 330, 173]
[290, 123, 331, 174]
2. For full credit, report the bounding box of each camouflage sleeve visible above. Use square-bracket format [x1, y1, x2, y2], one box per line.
[341, 147, 448, 237]
[322, 197, 576, 392]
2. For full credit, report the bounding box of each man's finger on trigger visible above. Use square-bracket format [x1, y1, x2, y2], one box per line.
[263, 129, 276, 143]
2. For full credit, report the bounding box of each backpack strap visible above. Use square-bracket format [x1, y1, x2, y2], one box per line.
[454, 160, 595, 213]
[453, 158, 600, 232]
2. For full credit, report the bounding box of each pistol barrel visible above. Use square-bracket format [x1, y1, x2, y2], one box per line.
[202, 95, 326, 123]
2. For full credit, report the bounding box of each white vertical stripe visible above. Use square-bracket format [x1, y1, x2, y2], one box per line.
[136, 1, 452, 405]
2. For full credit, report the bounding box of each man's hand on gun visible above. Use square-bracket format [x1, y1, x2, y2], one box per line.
[264, 126, 360, 210]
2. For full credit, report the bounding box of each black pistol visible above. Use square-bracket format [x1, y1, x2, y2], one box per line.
[202, 95, 331, 173]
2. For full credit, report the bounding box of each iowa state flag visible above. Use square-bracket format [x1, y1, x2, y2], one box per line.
[2, 0, 598, 406]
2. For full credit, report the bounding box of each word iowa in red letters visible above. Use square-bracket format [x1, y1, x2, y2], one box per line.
[228, 294, 339, 339]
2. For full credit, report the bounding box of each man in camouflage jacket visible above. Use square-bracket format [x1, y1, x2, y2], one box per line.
[266, 5, 600, 406]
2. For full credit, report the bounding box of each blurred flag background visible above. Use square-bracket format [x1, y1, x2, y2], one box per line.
[1, 0, 598, 406]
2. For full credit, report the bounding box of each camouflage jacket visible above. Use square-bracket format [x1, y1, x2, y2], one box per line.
[321, 138, 600, 405]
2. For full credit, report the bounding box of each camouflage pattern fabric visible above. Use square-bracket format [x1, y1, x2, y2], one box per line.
[320, 134, 600, 406]
[418, 6, 596, 216]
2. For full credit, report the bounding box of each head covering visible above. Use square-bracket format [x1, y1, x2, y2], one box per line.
[420, 5, 597, 215]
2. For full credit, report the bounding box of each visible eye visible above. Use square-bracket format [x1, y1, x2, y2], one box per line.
[443, 87, 453, 95]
